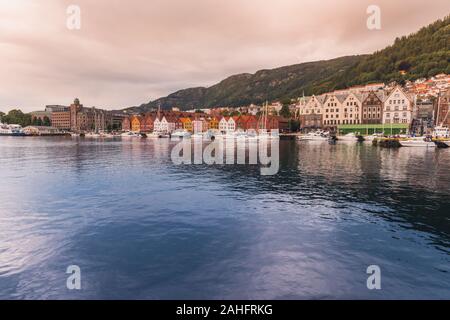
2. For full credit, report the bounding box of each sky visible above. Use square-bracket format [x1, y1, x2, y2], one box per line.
[1, 0, 449, 112]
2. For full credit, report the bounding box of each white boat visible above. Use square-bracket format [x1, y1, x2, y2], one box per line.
[297, 131, 329, 141]
[121, 131, 141, 138]
[363, 133, 383, 142]
[0, 124, 25, 136]
[171, 130, 191, 138]
[400, 138, 436, 148]
[338, 132, 360, 141]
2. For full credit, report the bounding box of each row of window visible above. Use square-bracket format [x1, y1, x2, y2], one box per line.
[323, 119, 361, 125]
[385, 112, 408, 118]
[385, 106, 408, 111]
[385, 119, 409, 124]
[363, 114, 381, 119]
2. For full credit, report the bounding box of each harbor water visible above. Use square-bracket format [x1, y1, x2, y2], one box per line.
[0, 137, 449, 299]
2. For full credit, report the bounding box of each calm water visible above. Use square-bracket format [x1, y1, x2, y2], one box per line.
[0, 137, 449, 300]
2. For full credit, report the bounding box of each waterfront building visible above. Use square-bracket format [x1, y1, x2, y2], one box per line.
[130, 115, 142, 132]
[361, 91, 384, 124]
[192, 120, 203, 133]
[30, 111, 52, 123]
[436, 89, 450, 127]
[180, 117, 193, 132]
[122, 117, 131, 131]
[323, 93, 346, 127]
[298, 95, 325, 129]
[227, 117, 236, 132]
[141, 114, 155, 132]
[219, 117, 228, 132]
[341, 93, 362, 125]
[208, 117, 219, 130]
[383, 87, 414, 125]
[69, 98, 108, 132]
[45, 105, 69, 112]
[51, 111, 71, 130]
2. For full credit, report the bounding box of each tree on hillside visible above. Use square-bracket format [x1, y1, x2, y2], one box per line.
[0, 111, 5, 122]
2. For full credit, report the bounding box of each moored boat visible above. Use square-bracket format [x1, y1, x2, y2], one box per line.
[171, 130, 192, 138]
[297, 130, 329, 141]
[399, 138, 436, 148]
[0, 124, 25, 136]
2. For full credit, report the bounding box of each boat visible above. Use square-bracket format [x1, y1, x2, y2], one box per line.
[171, 130, 192, 138]
[85, 132, 101, 138]
[297, 130, 329, 141]
[0, 124, 25, 136]
[121, 131, 141, 138]
[363, 133, 383, 142]
[399, 137, 436, 148]
[337, 132, 361, 142]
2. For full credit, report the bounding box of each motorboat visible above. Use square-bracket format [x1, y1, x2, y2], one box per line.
[297, 131, 329, 141]
[399, 137, 436, 148]
[171, 130, 192, 138]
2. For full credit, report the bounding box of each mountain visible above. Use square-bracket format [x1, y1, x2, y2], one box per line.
[130, 14, 450, 112]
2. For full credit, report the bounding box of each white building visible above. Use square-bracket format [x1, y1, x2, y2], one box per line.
[383, 87, 413, 124]
[219, 117, 236, 132]
[341, 93, 362, 125]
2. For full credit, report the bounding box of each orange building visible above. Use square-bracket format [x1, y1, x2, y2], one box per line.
[130, 115, 142, 132]
[208, 117, 219, 130]
[179, 117, 193, 132]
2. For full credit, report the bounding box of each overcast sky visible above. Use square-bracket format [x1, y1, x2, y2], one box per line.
[1, 0, 449, 112]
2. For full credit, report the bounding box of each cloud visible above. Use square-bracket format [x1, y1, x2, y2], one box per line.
[0, 0, 449, 112]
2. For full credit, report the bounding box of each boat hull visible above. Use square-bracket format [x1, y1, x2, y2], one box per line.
[400, 140, 436, 147]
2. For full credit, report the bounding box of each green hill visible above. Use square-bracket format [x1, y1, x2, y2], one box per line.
[131, 14, 450, 112]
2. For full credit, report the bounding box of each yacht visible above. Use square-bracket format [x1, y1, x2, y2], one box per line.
[0, 124, 25, 136]
[399, 137, 436, 148]
[297, 131, 329, 141]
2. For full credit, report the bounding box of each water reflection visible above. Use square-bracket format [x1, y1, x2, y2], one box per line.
[0, 137, 449, 299]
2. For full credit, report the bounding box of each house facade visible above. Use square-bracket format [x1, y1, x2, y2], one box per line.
[361, 91, 384, 124]
[383, 87, 413, 124]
